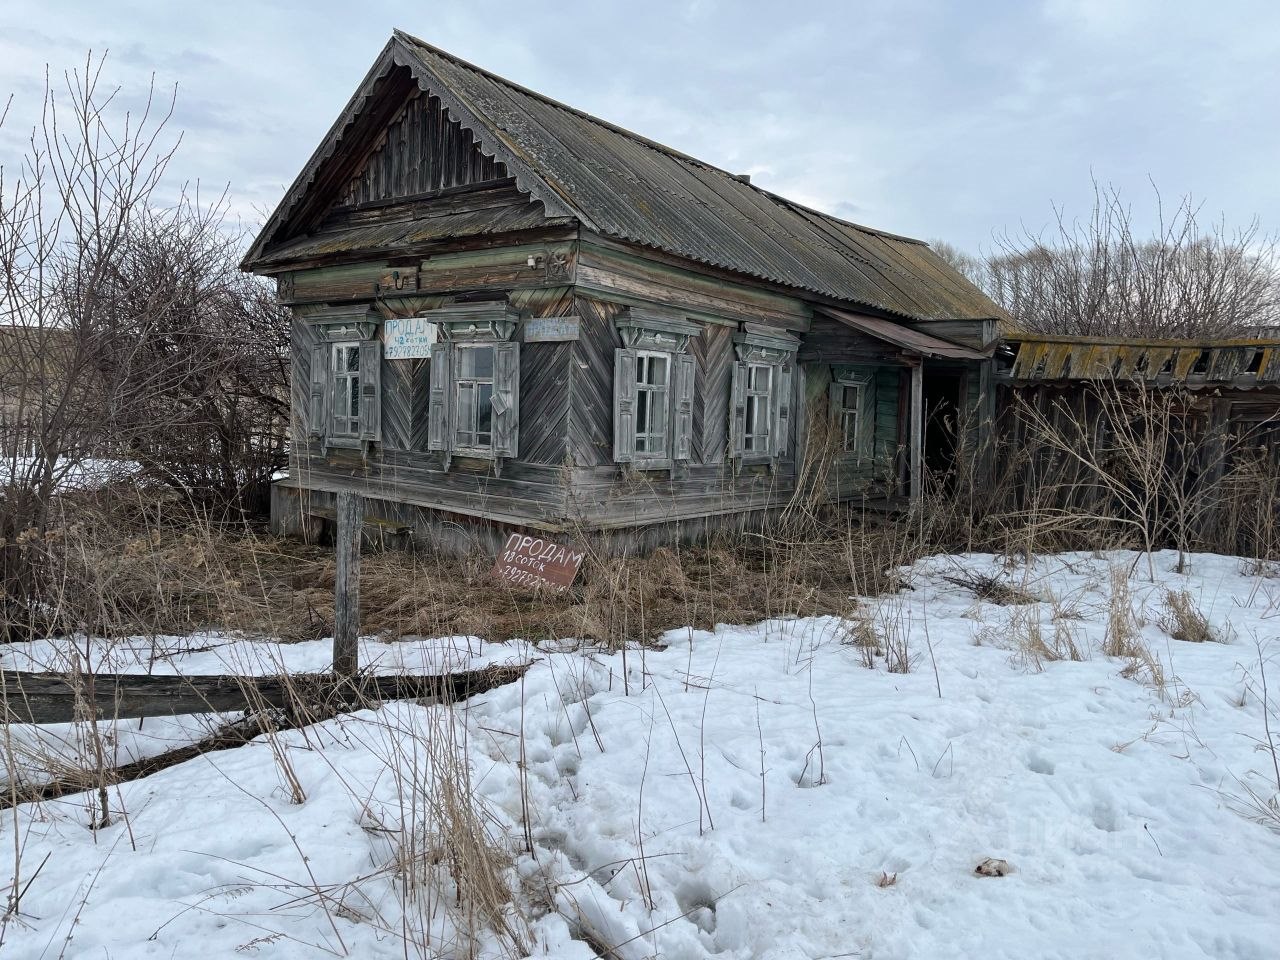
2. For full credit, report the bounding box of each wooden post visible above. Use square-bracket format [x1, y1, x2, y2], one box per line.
[333, 491, 362, 681]
[910, 360, 924, 506]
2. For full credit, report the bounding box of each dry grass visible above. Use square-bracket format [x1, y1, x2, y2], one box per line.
[1004, 604, 1083, 672]
[1159, 589, 1219, 643]
[5, 491, 933, 652]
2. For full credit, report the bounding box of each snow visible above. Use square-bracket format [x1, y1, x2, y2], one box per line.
[2, 550, 1279, 959]
[0, 457, 138, 491]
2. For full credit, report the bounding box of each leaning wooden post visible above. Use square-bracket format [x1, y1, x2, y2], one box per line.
[910, 359, 924, 506]
[333, 491, 362, 682]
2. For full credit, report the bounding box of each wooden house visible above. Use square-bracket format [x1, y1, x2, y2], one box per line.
[244, 31, 1007, 552]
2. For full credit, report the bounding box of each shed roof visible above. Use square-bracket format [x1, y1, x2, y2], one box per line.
[819, 308, 989, 360]
[1000, 333, 1280, 385]
[248, 32, 1007, 325]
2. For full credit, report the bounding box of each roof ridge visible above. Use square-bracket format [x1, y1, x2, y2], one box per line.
[393, 29, 920, 247]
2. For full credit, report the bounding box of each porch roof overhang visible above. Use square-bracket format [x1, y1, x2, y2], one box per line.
[817, 307, 989, 361]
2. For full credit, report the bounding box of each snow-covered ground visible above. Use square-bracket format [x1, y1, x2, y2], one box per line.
[2, 550, 1279, 959]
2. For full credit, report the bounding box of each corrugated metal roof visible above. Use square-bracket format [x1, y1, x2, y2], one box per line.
[246, 33, 1008, 326]
[820, 308, 989, 360]
[392, 32, 1006, 323]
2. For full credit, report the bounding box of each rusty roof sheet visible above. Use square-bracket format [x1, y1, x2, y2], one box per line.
[820, 308, 988, 360]
[1002, 334, 1280, 384]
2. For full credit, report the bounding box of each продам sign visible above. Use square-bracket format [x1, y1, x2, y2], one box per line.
[491, 533, 585, 593]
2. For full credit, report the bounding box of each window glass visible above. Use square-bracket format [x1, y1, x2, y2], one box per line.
[455, 345, 496, 450]
[331, 342, 361, 437]
[840, 383, 861, 452]
[744, 362, 773, 453]
[634, 351, 671, 457]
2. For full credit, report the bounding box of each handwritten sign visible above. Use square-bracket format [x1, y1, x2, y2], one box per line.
[491, 533, 585, 593]
[384, 317, 437, 360]
[523, 316, 581, 343]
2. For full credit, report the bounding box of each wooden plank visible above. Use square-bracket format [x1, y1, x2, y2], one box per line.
[333, 491, 362, 680]
[575, 239, 812, 330]
[0, 664, 531, 726]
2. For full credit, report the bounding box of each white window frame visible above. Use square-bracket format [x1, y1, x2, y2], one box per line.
[453, 343, 497, 455]
[730, 324, 800, 466]
[743, 362, 773, 454]
[331, 341, 362, 440]
[613, 310, 701, 471]
[633, 350, 672, 459]
[421, 302, 521, 469]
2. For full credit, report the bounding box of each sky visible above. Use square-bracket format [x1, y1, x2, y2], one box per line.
[1, 0, 1278, 255]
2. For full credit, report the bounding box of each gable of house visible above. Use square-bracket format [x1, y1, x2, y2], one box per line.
[246, 31, 1006, 328]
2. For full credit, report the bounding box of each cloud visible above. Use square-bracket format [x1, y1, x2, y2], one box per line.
[0, 0, 1276, 252]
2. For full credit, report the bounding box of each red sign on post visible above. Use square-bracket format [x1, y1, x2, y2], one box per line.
[491, 533, 585, 593]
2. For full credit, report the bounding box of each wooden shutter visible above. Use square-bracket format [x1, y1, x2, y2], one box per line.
[613, 347, 638, 463]
[358, 338, 382, 443]
[492, 341, 520, 458]
[308, 343, 328, 439]
[428, 340, 454, 452]
[773, 363, 792, 459]
[728, 360, 747, 457]
[859, 376, 877, 461]
[672, 352, 696, 462]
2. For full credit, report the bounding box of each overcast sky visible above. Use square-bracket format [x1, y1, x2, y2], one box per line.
[2, 0, 1278, 254]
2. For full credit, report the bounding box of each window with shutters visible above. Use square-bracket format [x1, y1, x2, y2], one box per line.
[331, 342, 362, 438]
[418, 302, 521, 467]
[730, 324, 800, 465]
[304, 306, 382, 452]
[612, 310, 700, 469]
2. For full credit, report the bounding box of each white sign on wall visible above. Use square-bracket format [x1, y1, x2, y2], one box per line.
[384, 317, 437, 360]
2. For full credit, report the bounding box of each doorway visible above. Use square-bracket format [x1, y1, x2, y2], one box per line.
[922, 369, 963, 476]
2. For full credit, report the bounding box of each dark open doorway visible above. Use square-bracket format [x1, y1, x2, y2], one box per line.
[922, 369, 963, 476]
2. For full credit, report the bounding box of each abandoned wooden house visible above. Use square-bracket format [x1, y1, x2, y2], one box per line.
[243, 30, 1009, 552]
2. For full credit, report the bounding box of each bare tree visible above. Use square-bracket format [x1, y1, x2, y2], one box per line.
[97, 197, 289, 518]
[0, 55, 289, 634]
[933, 181, 1280, 338]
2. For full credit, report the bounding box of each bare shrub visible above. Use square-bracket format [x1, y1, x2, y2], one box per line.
[879, 599, 915, 675]
[942, 572, 1038, 606]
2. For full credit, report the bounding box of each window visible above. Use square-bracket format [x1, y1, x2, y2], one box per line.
[829, 372, 873, 462]
[730, 324, 799, 463]
[634, 352, 670, 457]
[612, 310, 700, 467]
[838, 382, 861, 452]
[743, 363, 773, 453]
[420, 302, 521, 463]
[454, 344, 495, 452]
[331, 342, 361, 438]
[304, 307, 381, 451]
